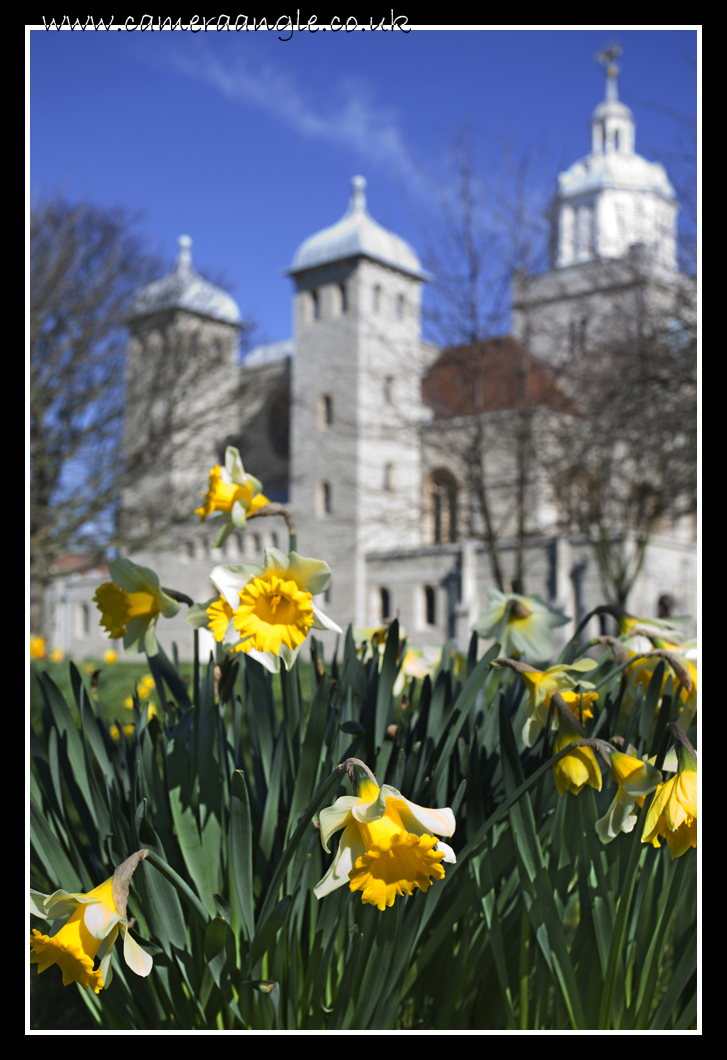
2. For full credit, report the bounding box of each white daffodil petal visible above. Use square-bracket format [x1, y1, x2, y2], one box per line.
[209, 563, 262, 610]
[394, 791, 456, 838]
[314, 822, 366, 898]
[231, 499, 248, 529]
[318, 797, 359, 852]
[287, 553, 332, 596]
[621, 762, 662, 797]
[311, 602, 343, 634]
[225, 446, 245, 482]
[84, 900, 122, 941]
[436, 841, 457, 864]
[596, 791, 638, 844]
[261, 547, 290, 574]
[120, 923, 153, 977]
[567, 658, 599, 673]
[246, 647, 282, 673]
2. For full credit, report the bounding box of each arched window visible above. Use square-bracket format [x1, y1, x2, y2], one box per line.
[318, 393, 333, 428]
[383, 375, 394, 405]
[426, 469, 458, 544]
[396, 294, 405, 321]
[339, 283, 347, 314]
[373, 285, 381, 313]
[658, 594, 676, 618]
[380, 587, 391, 621]
[424, 585, 436, 626]
[311, 290, 320, 320]
[383, 462, 393, 492]
[318, 480, 332, 516]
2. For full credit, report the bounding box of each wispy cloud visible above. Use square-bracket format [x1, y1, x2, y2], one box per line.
[168, 49, 421, 185]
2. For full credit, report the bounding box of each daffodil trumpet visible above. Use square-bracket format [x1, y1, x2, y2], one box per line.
[30, 850, 153, 993]
[314, 759, 456, 911]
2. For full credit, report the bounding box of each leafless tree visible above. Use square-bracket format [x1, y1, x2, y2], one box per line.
[29, 196, 258, 636]
[548, 267, 696, 607]
[416, 131, 557, 594]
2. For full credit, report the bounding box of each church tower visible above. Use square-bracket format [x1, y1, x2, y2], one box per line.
[287, 177, 431, 632]
[512, 50, 684, 365]
[123, 235, 243, 549]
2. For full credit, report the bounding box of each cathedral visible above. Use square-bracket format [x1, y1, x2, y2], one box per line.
[46, 59, 697, 662]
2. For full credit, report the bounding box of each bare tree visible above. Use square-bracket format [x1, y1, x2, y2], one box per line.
[417, 132, 557, 594]
[548, 267, 696, 607]
[29, 198, 165, 634]
[29, 196, 258, 636]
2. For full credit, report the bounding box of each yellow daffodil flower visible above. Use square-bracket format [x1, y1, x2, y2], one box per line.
[30, 850, 152, 993]
[552, 713, 602, 797]
[195, 446, 269, 546]
[513, 659, 597, 747]
[203, 548, 342, 672]
[103, 648, 118, 664]
[473, 589, 569, 662]
[30, 636, 46, 660]
[623, 648, 698, 730]
[595, 749, 662, 844]
[50, 648, 64, 663]
[610, 608, 691, 641]
[110, 723, 136, 742]
[393, 647, 441, 696]
[314, 776, 456, 911]
[642, 747, 697, 858]
[93, 558, 179, 657]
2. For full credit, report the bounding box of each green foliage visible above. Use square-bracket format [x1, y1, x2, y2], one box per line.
[29, 619, 697, 1030]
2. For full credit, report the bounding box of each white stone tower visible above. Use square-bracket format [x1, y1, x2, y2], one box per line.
[512, 50, 683, 365]
[287, 177, 431, 633]
[123, 235, 243, 550]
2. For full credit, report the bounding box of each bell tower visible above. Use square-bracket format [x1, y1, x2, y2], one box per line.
[287, 177, 431, 630]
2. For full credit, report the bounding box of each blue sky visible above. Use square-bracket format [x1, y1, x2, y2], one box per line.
[29, 25, 698, 348]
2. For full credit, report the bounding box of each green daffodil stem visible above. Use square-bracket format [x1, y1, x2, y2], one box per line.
[667, 722, 696, 762]
[593, 654, 646, 691]
[161, 587, 195, 607]
[247, 503, 297, 553]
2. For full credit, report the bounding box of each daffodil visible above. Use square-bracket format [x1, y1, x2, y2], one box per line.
[552, 714, 602, 797]
[595, 749, 662, 843]
[195, 446, 269, 546]
[393, 647, 441, 696]
[496, 658, 597, 747]
[50, 648, 64, 663]
[473, 589, 569, 661]
[30, 636, 46, 660]
[93, 558, 180, 657]
[201, 548, 342, 672]
[30, 850, 152, 993]
[623, 648, 698, 730]
[642, 746, 697, 858]
[314, 769, 456, 911]
[110, 722, 136, 742]
[103, 648, 118, 664]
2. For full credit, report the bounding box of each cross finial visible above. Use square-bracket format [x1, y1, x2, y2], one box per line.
[595, 44, 622, 101]
[176, 234, 193, 270]
[349, 175, 367, 214]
